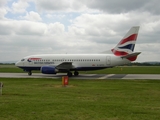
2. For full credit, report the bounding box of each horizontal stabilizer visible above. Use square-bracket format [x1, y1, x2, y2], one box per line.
[121, 52, 141, 61]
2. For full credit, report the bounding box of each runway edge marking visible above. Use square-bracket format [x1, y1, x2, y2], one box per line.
[98, 74, 115, 79]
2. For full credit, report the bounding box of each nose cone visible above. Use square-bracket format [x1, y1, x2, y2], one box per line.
[15, 61, 23, 67]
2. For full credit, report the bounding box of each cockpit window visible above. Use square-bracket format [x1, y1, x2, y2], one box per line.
[21, 59, 25, 61]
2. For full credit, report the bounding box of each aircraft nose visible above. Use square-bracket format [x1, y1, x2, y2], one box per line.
[15, 61, 19, 66]
[15, 61, 23, 67]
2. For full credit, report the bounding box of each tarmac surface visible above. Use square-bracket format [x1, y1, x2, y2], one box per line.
[0, 73, 160, 79]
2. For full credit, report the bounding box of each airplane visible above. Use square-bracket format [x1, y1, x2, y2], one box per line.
[15, 26, 141, 77]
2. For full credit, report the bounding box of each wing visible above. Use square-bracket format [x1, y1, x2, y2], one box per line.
[55, 62, 74, 70]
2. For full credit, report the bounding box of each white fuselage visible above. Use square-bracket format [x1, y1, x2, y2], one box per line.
[16, 54, 130, 71]
[15, 26, 140, 76]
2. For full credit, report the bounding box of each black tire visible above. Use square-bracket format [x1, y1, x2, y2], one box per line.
[74, 71, 79, 76]
[67, 72, 72, 77]
[28, 71, 32, 76]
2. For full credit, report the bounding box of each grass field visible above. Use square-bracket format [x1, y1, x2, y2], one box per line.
[0, 78, 160, 120]
[1, 64, 160, 74]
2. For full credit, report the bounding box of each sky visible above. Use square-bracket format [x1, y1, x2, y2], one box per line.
[0, 0, 160, 62]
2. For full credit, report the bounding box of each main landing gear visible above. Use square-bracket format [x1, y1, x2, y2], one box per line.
[67, 71, 79, 77]
[74, 71, 79, 76]
[28, 71, 32, 76]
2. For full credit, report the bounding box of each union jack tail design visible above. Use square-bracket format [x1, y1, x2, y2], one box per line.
[111, 26, 140, 61]
[111, 26, 140, 56]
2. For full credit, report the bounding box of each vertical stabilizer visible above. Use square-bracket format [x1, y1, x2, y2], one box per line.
[111, 26, 140, 56]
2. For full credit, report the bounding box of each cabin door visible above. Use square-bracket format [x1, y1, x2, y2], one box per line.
[106, 56, 111, 65]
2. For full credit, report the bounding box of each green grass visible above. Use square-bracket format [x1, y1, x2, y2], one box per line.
[0, 78, 160, 120]
[1, 64, 160, 74]
[0, 64, 38, 73]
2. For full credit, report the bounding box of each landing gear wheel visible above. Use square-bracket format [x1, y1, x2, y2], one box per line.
[28, 71, 32, 76]
[67, 72, 72, 77]
[74, 71, 79, 76]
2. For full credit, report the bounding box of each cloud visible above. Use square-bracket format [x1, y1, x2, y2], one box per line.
[11, 0, 29, 14]
[0, 0, 160, 62]
[0, 0, 7, 6]
[0, 0, 8, 19]
[16, 22, 46, 35]
[0, 20, 14, 35]
[47, 22, 65, 35]
[32, 0, 160, 15]
[34, 0, 70, 12]
[33, 0, 100, 13]
[140, 0, 160, 14]
[84, 0, 149, 13]
[23, 11, 42, 21]
[0, 7, 7, 19]
[45, 14, 66, 20]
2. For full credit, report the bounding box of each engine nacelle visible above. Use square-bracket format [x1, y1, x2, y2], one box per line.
[41, 66, 57, 74]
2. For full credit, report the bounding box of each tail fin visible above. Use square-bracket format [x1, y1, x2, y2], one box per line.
[111, 26, 140, 56]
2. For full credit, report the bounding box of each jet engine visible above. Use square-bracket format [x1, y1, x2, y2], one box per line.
[41, 66, 58, 74]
